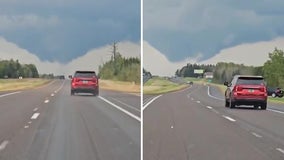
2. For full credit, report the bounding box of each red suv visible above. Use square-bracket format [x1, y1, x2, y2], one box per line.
[224, 75, 267, 109]
[71, 71, 99, 96]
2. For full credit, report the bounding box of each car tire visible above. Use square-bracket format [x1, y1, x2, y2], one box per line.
[225, 100, 229, 107]
[272, 93, 276, 98]
[261, 103, 267, 110]
[229, 99, 235, 109]
[93, 90, 99, 96]
[71, 90, 75, 96]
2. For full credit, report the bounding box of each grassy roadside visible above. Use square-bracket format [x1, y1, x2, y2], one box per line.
[143, 77, 188, 95]
[99, 79, 140, 93]
[0, 78, 52, 91]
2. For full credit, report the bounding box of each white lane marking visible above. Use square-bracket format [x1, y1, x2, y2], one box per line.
[276, 148, 284, 154]
[98, 96, 141, 122]
[212, 109, 220, 114]
[251, 132, 262, 138]
[171, 125, 174, 129]
[51, 93, 55, 97]
[33, 108, 38, 112]
[44, 100, 49, 103]
[54, 80, 65, 93]
[28, 121, 32, 124]
[196, 101, 201, 103]
[143, 95, 162, 110]
[267, 108, 284, 115]
[110, 97, 140, 112]
[207, 86, 224, 101]
[222, 115, 236, 122]
[206, 106, 213, 109]
[24, 125, 29, 129]
[31, 113, 40, 119]
[0, 140, 9, 151]
[36, 80, 55, 89]
[0, 91, 21, 98]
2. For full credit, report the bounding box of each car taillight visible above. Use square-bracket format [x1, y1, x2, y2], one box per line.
[92, 78, 97, 84]
[234, 86, 243, 92]
[259, 87, 266, 92]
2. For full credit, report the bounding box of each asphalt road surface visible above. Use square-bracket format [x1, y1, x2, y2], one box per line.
[144, 83, 284, 160]
[0, 80, 140, 160]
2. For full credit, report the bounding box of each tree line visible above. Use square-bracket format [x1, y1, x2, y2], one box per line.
[174, 48, 284, 88]
[175, 63, 215, 77]
[0, 59, 39, 78]
[98, 46, 140, 84]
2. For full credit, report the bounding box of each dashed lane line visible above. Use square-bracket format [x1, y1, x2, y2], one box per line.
[98, 96, 141, 122]
[222, 115, 236, 122]
[44, 100, 49, 104]
[251, 132, 262, 138]
[206, 106, 213, 109]
[276, 148, 284, 155]
[31, 113, 40, 120]
[0, 140, 9, 151]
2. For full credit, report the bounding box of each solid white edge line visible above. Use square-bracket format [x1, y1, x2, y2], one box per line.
[143, 95, 162, 110]
[222, 115, 236, 122]
[207, 86, 224, 101]
[110, 97, 140, 112]
[276, 148, 284, 154]
[54, 80, 65, 93]
[0, 91, 21, 98]
[0, 140, 9, 151]
[98, 96, 141, 122]
[31, 113, 40, 119]
[267, 108, 284, 114]
[251, 132, 262, 138]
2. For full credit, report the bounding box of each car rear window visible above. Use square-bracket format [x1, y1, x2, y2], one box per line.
[236, 77, 265, 85]
[74, 71, 96, 78]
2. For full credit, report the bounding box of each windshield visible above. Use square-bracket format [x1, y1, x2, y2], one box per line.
[236, 77, 265, 85]
[74, 71, 96, 78]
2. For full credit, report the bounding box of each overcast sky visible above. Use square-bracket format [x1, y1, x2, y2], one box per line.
[144, 0, 284, 62]
[0, 0, 140, 63]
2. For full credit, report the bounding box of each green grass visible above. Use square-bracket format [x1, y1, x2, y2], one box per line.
[0, 78, 51, 91]
[144, 77, 188, 95]
[268, 97, 284, 103]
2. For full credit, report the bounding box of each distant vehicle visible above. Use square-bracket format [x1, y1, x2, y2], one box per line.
[187, 81, 193, 85]
[71, 71, 99, 96]
[267, 87, 283, 98]
[224, 75, 267, 110]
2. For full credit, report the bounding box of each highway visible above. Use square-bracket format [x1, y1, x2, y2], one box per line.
[0, 80, 140, 160]
[144, 83, 284, 160]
